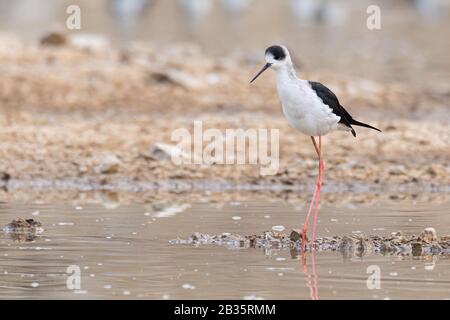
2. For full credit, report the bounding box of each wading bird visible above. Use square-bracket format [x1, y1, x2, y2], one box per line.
[250, 45, 380, 252]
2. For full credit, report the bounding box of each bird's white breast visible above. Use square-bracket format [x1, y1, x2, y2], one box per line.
[276, 74, 340, 137]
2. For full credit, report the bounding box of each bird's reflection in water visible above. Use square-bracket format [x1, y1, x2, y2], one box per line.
[302, 250, 319, 300]
[291, 248, 319, 300]
[4, 232, 40, 243]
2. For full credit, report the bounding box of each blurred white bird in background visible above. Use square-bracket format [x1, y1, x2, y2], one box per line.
[177, 0, 212, 19]
[289, 0, 346, 25]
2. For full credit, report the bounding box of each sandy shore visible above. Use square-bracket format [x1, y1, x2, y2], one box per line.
[0, 34, 449, 202]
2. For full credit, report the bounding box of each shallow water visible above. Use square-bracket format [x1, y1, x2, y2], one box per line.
[1, 199, 450, 299]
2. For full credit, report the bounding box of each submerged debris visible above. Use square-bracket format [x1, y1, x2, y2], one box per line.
[2, 218, 44, 242]
[170, 227, 450, 257]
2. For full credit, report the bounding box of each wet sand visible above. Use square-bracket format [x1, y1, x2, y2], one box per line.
[0, 34, 449, 202]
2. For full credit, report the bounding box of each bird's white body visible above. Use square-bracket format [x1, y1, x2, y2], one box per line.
[275, 66, 341, 137]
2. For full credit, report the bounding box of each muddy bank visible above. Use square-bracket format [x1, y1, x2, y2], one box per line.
[0, 111, 447, 200]
[0, 34, 449, 201]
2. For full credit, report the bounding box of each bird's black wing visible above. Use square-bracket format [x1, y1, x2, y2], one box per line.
[308, 81, 356, 136]
[309, 81, 381, 136]
[308, 81, 354, 127]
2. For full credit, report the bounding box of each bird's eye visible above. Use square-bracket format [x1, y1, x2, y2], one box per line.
[274, 55, 284, 61]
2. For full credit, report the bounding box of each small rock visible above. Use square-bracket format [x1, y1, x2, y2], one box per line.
[289, 229, 302, 242]
[182, 283, 196, 290]
[150, 70, 204, 89]
[0, 172, 11, 181]
[340, 235, 367, 254]
[189, 232, 202, 242]
[158, 69, 206, 90]
[150, 72, 172, 83]
[272, 225, 285, 232]
[94, 155, 121, 174]
[380, 241, 393, 253]
[70, 34, 109, 50]
[411, 242, 423, 256]
[229, 234, 245, 242]
[419, 227, 437, 243]
[40, 32, 67, 46]
[149, 143, 195, 162]
[339, 236, 355, 252]
[246, 234, 258, 247]
[388, 165, 406, 176]
[270, 231, 286, 239]
[426, 165, 446, 177]
[78, 164, 88, 174]
[430, 243, 442, 253]
[391, 231, 403, 238]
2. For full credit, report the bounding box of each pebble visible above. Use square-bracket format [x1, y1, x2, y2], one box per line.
[40, 32, 67, 46]
[94, 155, 121, 174]
[57, 221, 75, 226]
[289, 229, 302, 242]
[149, 143, 194, 162]
[243, 295, 264, 300]
[419, 227, 437, 243]
[182, 283, 196, 290]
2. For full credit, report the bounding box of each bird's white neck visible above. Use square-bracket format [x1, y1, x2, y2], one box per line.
[275, 62, 298, 85]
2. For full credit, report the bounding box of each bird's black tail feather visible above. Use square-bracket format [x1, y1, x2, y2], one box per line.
[350, 119, 381, 133]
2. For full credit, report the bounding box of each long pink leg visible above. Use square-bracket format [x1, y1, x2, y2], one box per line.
[301, 137, 323, 299]
[301, 137, 322, 253]
[310, 136, 324, 249]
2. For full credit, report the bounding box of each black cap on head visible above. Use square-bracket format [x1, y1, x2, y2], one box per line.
[265, 45, 286, 61]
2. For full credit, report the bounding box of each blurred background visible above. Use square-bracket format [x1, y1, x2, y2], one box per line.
[0, 0, 449, 84]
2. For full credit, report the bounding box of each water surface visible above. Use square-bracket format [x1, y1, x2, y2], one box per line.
[1, 200, 450, 299]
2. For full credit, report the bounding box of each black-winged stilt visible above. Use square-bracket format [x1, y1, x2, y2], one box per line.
[250, 45, 381, 252]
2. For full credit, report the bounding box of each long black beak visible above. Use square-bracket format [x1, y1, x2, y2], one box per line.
[250, 63, 272, 83]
